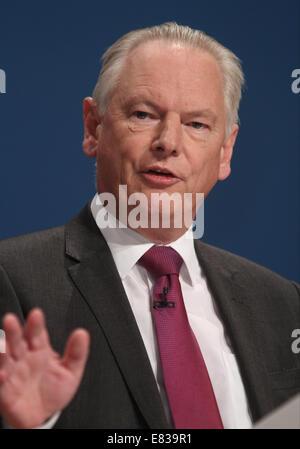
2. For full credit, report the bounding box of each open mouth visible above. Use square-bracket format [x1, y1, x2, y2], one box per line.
[141, 167, 180, 187]
[147, 169, 175, 177]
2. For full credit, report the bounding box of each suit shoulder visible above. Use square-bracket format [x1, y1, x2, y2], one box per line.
[0, 225, 65, 267]
[195, 239, 299, 292]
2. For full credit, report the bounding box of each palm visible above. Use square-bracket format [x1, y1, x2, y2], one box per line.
[0, 309, 89, 428]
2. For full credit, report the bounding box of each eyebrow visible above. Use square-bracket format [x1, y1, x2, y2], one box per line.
[124, 97, 217, 122]
[184, 109, 217, 123]
[123, 97, 159, 111]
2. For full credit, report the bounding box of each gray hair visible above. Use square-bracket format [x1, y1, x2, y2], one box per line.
[92, 22, 244, 135]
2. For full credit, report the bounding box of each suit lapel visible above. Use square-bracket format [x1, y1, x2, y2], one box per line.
[65, 203, 170, 429]
[194, 239, 275, 422]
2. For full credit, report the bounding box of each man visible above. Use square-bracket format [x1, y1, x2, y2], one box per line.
[0, 23, 299, 429]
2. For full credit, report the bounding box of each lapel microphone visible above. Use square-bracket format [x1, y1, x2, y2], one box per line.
[153, 287, 175, 309]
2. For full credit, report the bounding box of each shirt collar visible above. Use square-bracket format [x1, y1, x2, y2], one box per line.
[90, 193, 200, 286]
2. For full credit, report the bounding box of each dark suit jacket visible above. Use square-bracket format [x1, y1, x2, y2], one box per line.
[0, 202, 299, 428]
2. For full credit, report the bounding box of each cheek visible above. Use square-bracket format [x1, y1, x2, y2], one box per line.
[120, 129, 154, 164]
[109, 123, 144, 155]
[97, 126, 126, 165]
[188, 147, 222, 183]
[98, 128, 145, 180]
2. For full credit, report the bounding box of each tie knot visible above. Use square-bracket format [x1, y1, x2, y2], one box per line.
[138, 246, 183, 279]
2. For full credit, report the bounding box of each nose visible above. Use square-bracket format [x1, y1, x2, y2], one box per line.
[151, 113, 183, 157]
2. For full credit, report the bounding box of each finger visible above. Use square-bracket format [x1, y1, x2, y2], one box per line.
[0, 353, 8, 370]
[24, 308, 50, 351]
[2, 314, 27, 360]
[62, 329, 90, 377]
[0, 369, 8, 384]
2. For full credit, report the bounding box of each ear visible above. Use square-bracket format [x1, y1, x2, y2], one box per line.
[82, 97, 101, 158]
[218, 124, 239, 181]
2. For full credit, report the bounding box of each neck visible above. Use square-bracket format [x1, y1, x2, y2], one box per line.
[128, 224, 189, 244]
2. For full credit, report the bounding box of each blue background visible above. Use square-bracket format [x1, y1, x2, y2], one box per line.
[0, 0, 299, 281]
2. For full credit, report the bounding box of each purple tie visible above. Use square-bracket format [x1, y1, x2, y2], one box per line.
[138, 246, 223, 429]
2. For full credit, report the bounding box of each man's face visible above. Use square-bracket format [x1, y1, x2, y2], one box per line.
[84, 41, 238, 239]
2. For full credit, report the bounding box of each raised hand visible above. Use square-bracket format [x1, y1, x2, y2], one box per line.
[0, 308, 90, 428]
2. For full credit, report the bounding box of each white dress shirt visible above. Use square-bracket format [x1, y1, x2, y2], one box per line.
[91, 193, 252, 429]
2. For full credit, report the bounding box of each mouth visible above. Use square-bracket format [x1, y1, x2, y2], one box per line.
[140, 166, 181, 187]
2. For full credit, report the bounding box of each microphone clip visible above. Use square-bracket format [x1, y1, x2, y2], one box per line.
[153, 287, 175, 309]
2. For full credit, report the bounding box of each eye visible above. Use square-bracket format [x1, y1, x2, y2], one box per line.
[133, 111, 150, 120]
[189, 121, 205, 129]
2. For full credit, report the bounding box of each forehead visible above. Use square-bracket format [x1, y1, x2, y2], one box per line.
[115, 40, 224, 111]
